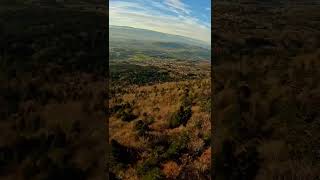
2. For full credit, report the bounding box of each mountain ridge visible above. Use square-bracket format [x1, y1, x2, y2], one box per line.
[109, 25, 210, 49]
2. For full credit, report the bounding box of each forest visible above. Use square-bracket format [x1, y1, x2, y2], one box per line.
[0, 1, 108, 179]
[213, 1, 320, 179]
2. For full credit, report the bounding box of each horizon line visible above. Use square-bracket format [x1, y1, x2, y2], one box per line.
[109, 24, 211, 46]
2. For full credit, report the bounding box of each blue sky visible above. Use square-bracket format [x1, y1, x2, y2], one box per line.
[109, 0, 211, 44]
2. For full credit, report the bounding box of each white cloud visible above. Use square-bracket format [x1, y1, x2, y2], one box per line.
[206, 7, 211, 11]
[164, 0, 190, 15]
[109, 0, 211, 44]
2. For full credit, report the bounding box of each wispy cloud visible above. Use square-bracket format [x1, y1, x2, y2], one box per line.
[109, 0, 211, 44]
[206, 7, 211, 11]
[164, 0, 190, 15]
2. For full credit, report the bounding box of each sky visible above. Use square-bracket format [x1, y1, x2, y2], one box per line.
[109, 0, 211, 44]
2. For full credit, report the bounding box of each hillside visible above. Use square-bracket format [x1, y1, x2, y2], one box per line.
[110, 25, 210, 49]
[0, 2, 107, 179]
[109, 26, 211, 61]
[213, 1, 320, 179]
[109, 59, 211, 179]
[109, 21, 211, 179]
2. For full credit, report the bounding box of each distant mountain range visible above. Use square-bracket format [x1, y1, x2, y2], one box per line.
[109, 25, 210, 49]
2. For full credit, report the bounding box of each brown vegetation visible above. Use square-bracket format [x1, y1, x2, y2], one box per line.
[109, 60, 211, 179]
[213, 1, 320, 179]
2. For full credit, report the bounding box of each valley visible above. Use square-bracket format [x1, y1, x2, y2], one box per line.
[108, 27, 211, 180]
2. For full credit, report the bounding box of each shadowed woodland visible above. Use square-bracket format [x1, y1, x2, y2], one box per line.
[213, 1, 320, 179]
[1, 0, 320, 179]
[0, 1, 108, 179]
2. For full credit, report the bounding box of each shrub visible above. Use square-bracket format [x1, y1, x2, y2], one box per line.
[145, 116, 155, 125]
[114, 103, 138, 122]
[119, 111, 137, 122]
[141, 168, 164, 180]
[135, 120, 149, 136]
[162, 161, 181, 179]
[137, 154, 161, 179]
[162, 132, 189, 160]
[168, 105, 192, 128]
[200, 97, 211, 113]
[112, 103, 131, 114]
[202, 132, 211, 147]
[196, 148, 211, 173]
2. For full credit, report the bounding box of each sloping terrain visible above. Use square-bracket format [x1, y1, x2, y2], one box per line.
[110, 25, 210, 49]
[213, 1, 320, 179]
[0, 1, 107, 179]
[109, 59, 211, 180]
[109, 26, 211, 61]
